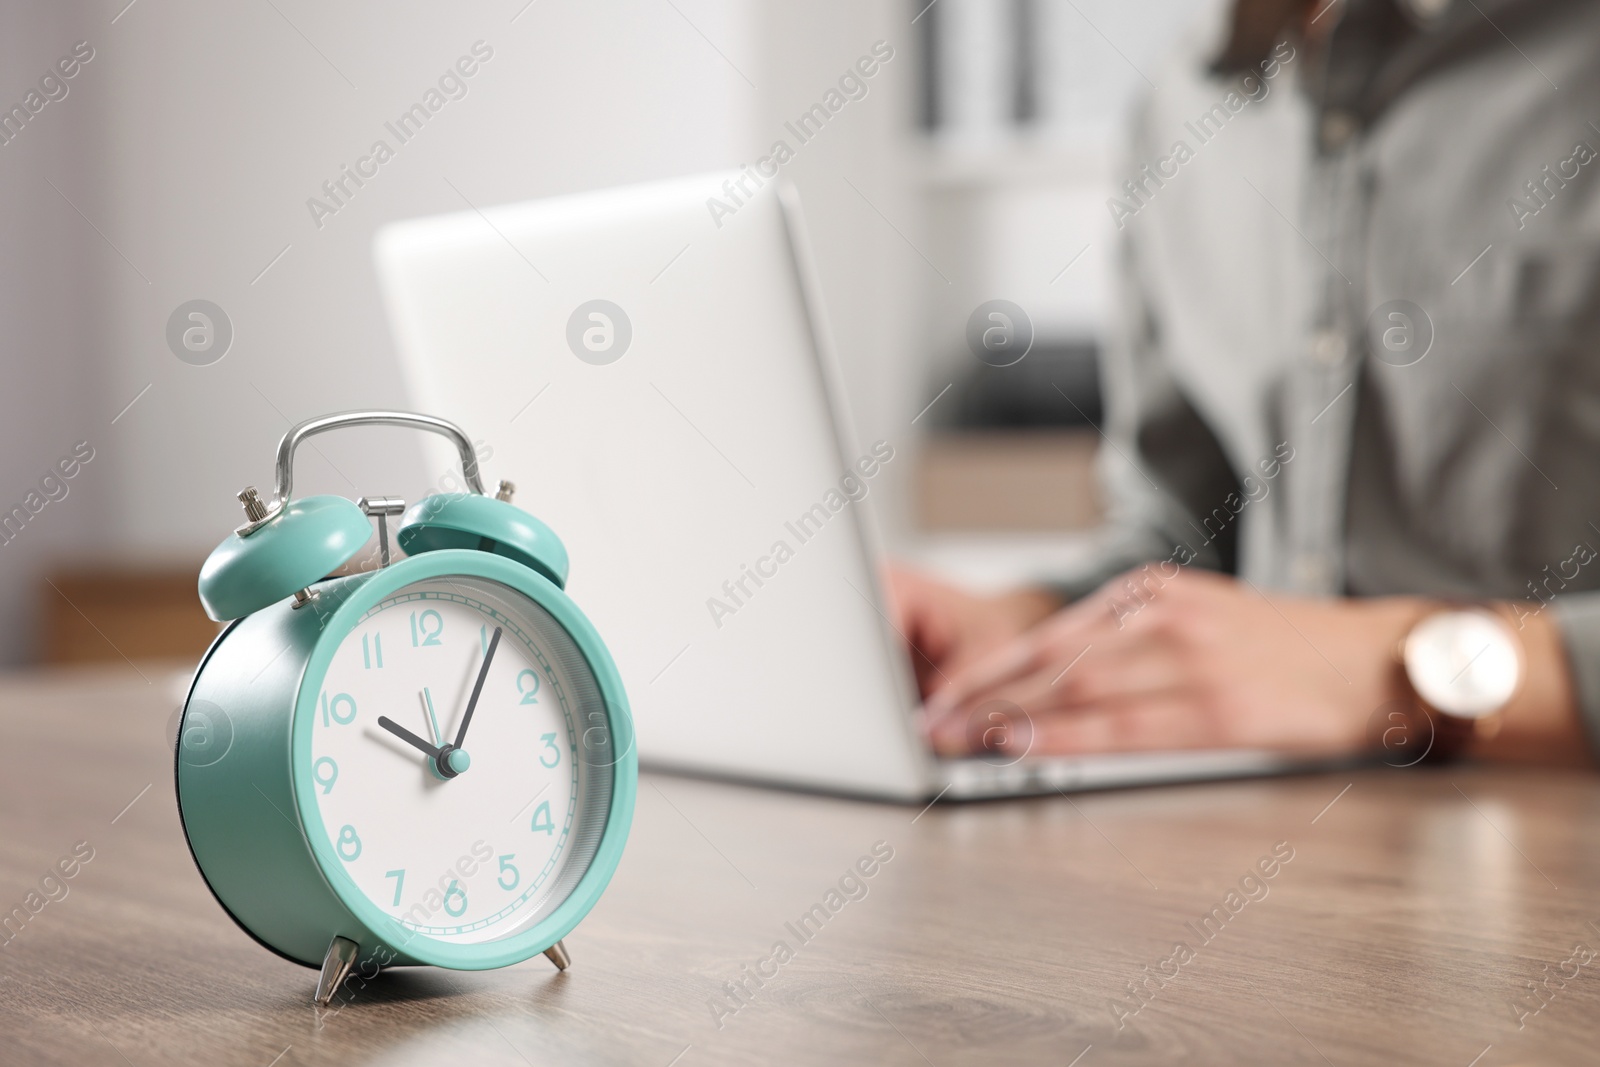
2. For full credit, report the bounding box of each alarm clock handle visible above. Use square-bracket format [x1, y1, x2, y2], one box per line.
[240, 410, 489, 535]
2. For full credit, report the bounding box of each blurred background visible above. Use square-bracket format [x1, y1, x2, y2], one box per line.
[0, 0, 1223, 668]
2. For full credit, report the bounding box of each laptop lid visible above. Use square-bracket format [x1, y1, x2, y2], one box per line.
[374, 172, 932, 799]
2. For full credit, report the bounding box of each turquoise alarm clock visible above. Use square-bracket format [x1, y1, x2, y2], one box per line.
[177, 410, 636, 1006]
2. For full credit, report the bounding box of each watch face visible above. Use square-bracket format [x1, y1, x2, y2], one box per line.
[303, 575, 615, 945]
[1404, 610, 1521, 719]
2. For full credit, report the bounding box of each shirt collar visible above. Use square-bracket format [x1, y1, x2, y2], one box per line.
[1305, 0, 1579, 148]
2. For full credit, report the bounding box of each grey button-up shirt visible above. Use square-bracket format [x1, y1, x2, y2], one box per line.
[1061, 0, 1600, 751]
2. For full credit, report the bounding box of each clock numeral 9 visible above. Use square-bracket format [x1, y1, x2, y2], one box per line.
[337, 825, 362, 861]
[410, 609, 443, 647]
[320, 691, 357, 727]
[517, 668, 541, 705]
[442, 879, 468, 917]
[312, 756, 338, 794]
[497, 854, 519, 891]
[539, 732, 560, 768]
[531, 800, 554, 836]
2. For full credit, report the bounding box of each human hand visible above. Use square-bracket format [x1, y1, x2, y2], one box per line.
[883, 564, 1060, 702]
[923, 567, 1426, 758]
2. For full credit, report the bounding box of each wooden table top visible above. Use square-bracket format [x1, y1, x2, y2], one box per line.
[2, 667, 1598, 1066]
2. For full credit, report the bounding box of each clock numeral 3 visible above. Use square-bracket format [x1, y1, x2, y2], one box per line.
[337, 824, 362, 861]
[312, 756, 338, 794]
[320, 691, 357, 727]
[442, 879, 468, 917]
[539, 732, 560, 768]
[531, 800, 554, 836]
[410, 609, 444, 647]
[385, 868, 405, 907]
[517, 668, 541, 705]
[497, 854, 520, 891]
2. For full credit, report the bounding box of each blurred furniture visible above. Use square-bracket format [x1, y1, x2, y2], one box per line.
[2, 671, 1593, 1065]
[907, 0, 1206, 542]
[918, 429, 1102, 530]
[39, 566, 218, 665]
[917, 342, 1105, 532]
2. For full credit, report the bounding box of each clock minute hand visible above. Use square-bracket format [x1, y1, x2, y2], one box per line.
[453, 625, 502, 750]
[377, 715, 442, 759]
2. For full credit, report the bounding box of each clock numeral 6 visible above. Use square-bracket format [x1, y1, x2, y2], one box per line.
[320, 691, 357, 727]
[497, 853, 520, 891]
[410, 609, 443, 647]
[531, 800, 554, 836]
[337, 825, 362, 861]
[312, 756, 338, 794]
[517, 668, 541, 705]
[386, 868, 405, 907]
[539, 732, 560, 768]
[442, 879, 468, 917]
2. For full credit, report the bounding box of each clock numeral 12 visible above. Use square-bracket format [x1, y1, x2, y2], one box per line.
[410, 609, 443, 647]
[362, 632, 383, 668]
[385, 868, 405, 907]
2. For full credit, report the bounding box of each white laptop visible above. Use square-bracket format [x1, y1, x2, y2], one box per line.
[372, 171, 1293, 801]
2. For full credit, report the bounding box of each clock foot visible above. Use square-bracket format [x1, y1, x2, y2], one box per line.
[314, 935, 361, 1006]
[543, 939, 571, 971]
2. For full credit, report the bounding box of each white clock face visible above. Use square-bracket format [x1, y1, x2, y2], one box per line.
[304, 575, 615, 945]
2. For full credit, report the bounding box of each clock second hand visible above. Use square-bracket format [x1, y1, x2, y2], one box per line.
[422, 687, 443, 745]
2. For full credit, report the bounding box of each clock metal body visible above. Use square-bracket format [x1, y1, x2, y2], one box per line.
[175, 411, 636, 1004]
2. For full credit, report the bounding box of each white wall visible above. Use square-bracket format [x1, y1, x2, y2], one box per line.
[96, 0, 755, 559]
[748, 2, 921, 539]
[0, 4, 109, 661]
[86, 0, 919, 569]
[2, 0, 1136, 662]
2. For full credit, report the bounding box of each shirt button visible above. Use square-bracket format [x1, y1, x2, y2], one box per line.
[1293, 553, 1331, 590]
[1311, 329, 1348, 367]
[1320, 110, 1359, 151]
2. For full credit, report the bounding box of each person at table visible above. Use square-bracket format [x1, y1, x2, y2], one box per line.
[892, 0, 1600, 767]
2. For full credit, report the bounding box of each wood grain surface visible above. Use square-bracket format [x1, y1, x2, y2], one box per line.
[2, 666, 1598, 1066]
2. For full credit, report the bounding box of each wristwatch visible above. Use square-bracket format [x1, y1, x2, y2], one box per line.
[1400, 608, 1522, 761]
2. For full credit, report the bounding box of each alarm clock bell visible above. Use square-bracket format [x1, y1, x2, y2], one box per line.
[396, 488, 570, 589]
[198, 493, 370, 621]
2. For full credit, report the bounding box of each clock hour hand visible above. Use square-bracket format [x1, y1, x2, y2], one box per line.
[452, 625, 502, 751]
[378, 715, 471, 779]
[377, 715, 441, 758]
